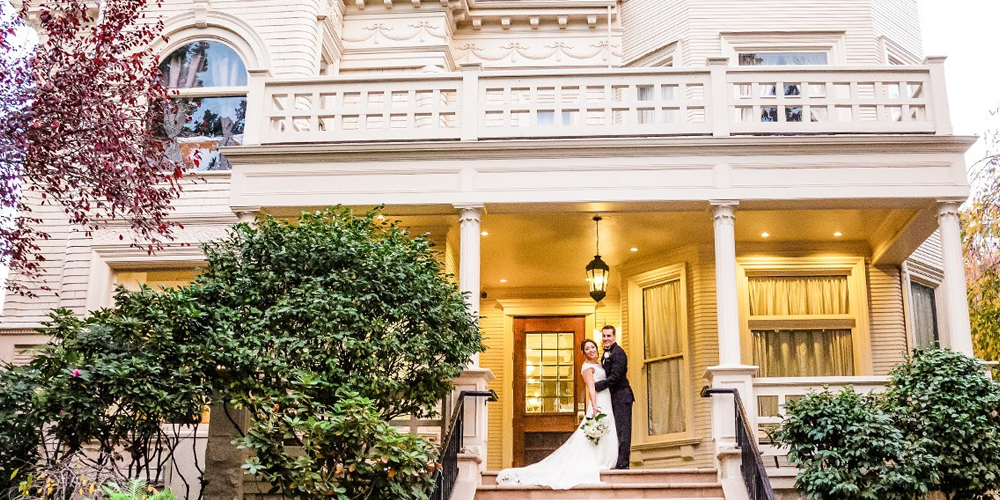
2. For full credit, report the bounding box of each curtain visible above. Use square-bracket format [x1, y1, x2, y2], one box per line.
[643, 281, 682, 358]
[643, 280, 686, 435]
[748, 276, 849, 316]
[910, 282, 939, 348]
[753, 329, 854, 377]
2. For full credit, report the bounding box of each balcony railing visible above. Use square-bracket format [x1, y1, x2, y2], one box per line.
[754, 376, 890, 465]
[245, 58, 950, 145]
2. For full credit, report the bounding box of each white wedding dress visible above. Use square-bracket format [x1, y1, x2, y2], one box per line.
[495, 361, 619, 489]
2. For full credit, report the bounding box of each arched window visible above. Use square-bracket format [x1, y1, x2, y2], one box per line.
[158, 41, 247, 171]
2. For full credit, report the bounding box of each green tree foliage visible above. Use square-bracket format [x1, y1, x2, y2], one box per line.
[778, 348, 1000, 500]
[0, 366, 43, 492]
[201, 207, 482, 499]
[963, 110, 1000, 362]
[885, 348, 1000, 500]
[0, 207, 481, 500]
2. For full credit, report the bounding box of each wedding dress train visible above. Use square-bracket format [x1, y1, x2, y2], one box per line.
[495, 361, 619, 490]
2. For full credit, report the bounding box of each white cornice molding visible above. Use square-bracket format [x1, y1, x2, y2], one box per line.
[223, 135, 978, 164]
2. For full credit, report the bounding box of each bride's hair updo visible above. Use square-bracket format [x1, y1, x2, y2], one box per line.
[580, 339, 599, 353]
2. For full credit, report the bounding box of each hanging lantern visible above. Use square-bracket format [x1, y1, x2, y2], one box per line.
[586, 215, 609, 302]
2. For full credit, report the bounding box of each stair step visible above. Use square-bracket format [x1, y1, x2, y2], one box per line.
[481, 469, 718, 486]
[474, 482, 724, 500]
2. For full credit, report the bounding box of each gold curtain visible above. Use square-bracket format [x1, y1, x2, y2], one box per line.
[748, 276, 849, 316]
[753, 329, 854, 377]
[643, 280, 686, 435]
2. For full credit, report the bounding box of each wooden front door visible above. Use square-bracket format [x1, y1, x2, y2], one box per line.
[512, 316, 587, 467]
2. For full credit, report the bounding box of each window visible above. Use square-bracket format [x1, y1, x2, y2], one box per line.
[737, 51, 828, 123]
[749, 275, 855, 377]
[114, 268, 200, 291]
[627, 263, 689, 442]
[909, 281, 939, 349]
[643, 280, 686, 435]
[158, 41, 248, 171]
[738, 52, 829, 66]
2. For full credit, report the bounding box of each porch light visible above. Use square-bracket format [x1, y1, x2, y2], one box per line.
[586, 215, 610, 302]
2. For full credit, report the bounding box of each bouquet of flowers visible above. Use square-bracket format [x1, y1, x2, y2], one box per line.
[581, 412, 610, 445]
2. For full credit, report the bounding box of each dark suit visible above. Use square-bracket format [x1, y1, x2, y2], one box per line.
[594, 342, 634, 469]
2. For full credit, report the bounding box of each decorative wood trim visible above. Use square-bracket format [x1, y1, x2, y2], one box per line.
[736, 256, 873, 376]
[626, 262, 694, 447]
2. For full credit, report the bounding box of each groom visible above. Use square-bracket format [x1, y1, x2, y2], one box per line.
[593, 325, 635, 469]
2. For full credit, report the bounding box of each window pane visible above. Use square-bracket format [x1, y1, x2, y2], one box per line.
[647, 358, 685, 435]
[748, 276, 849, 316]
[160, 41, 248, 88]
[738, 52, 829, 66]
[643, 280, 683, 358]
[910, 282, 939, 348]
[524, 332, 575, 414]
[752, 329, 854, 377]
[159, 97, 247, 171]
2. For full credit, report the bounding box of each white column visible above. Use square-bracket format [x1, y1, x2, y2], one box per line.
[937, 201, 974, 355]
[705, 200, 757, 479]
[457, 204, 483, 366]
[712, 201, 741, 365]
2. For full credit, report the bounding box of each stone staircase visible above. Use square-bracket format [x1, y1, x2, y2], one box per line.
[474, 468, 724, 500]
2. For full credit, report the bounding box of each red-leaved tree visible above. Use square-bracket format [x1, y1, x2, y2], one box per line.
[0, 0, 186, 295]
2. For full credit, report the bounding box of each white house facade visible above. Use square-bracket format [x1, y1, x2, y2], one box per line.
[2, 0, 976, 498]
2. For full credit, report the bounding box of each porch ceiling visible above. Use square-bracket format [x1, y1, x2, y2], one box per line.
[393, 207, 916, 292]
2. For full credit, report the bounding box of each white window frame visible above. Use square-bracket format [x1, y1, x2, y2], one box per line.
[721, 31, 847, 66]
[626, 262, 692, 445]
[737, 256, 873, 376]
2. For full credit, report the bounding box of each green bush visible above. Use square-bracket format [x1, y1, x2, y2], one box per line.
[778, 347, 1000, 500]
[885, 348, 1000, 500]
[776, 388, 936, 500]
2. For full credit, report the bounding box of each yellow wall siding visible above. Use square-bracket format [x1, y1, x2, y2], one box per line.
[620, 0, 689, 64]
[907, 231, 944, 283]
[871, 0, 923, 62]
[478, 298, 506, 470]
[868, 264, 909, 374]
[686, 0, 879, 65]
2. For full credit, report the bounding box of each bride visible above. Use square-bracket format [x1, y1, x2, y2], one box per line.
[495, 339, 618, 489]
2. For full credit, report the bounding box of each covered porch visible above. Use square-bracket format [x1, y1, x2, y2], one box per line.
[272, 197, 973, 475]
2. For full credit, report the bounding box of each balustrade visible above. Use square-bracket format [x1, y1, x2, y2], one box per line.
[249, 61, 948, 145]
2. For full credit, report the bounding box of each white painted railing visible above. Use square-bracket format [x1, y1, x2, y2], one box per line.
[753, 376, 890, 464]
[247, 58, 950, 145]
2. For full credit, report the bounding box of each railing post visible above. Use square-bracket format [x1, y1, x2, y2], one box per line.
[924, 56, 953, 135]
[242, 69, 271, 146]
[707, 57, 731, 137]
[460, 63, 482, 141]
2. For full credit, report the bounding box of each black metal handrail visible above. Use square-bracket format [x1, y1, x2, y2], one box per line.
[430, 390, 498, 500]
[702, 387, 776, 500]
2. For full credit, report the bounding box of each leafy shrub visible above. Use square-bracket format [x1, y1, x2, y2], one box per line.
[778, 347, 1000, 500]
[240, 387, 437, 500]
[886, 348, 1000, 500]
[776, 388, 936, 500]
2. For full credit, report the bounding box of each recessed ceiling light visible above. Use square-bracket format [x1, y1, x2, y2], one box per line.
[375, 215, 385, 220]
[833, 231, 843, 237]
[630, 247, 639, 252]
[499, 279, 507, 283]
[481, 231, 489, 236]
[761, 232, 770, 238]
